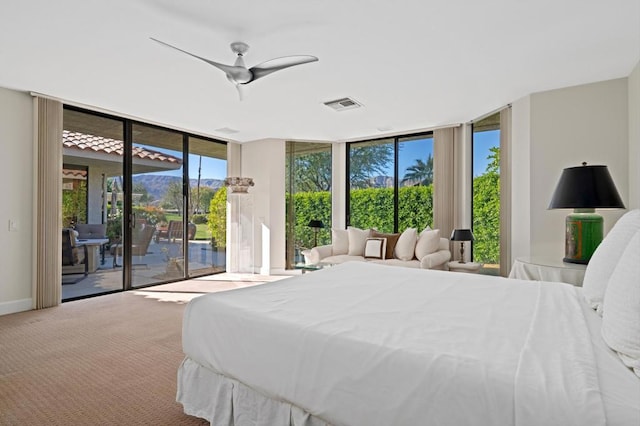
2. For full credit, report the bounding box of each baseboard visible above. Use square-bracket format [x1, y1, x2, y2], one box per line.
[0, 298, 33, 316]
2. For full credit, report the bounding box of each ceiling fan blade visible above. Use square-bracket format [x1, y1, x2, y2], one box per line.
[249, 55, 318, 82]
[150, 37, 240, 77]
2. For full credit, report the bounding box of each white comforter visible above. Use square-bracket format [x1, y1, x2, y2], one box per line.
[182, 262, 605, 426]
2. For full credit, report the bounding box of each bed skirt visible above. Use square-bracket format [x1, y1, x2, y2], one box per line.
[177, 357, 331, 426]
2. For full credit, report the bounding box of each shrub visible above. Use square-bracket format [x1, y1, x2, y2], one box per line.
[191, 214, 208, 224]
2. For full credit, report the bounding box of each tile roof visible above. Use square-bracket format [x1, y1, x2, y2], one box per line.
[63, 130, 182, 165]
[62, 168, 87, 179]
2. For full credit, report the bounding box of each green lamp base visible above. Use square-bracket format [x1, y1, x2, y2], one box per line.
[563, 209, 603, 264]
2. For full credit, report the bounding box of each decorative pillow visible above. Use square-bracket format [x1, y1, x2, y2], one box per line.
[331, 228, 349, 255]
[372, 231, 401, 259]
[415, 228, 440, 259]
[583, 209, 640, 315]
[347, 227, 371, 256]
[394, 228, 418, 260]
[364, 238, 387, 260]
[601, 230, 640, 377]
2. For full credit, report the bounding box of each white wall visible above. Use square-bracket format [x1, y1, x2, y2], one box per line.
[241, 139, 286, 274]
[511, 78, 629, 262]
[0, 87, 34, 315]
[628, 61, 640, 209]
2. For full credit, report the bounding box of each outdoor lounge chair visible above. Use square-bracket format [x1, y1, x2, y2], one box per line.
[62, 228, 88, 276]
[155, 220, 196, 243]
[110, 225, 156, 267]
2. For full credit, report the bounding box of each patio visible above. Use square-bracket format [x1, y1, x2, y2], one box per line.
[62, 239, 226, 300]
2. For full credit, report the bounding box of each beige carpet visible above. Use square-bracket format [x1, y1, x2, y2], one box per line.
[0, 274, 290, 425]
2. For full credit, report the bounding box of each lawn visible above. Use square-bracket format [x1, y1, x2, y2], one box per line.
[165, 213, 210, 240]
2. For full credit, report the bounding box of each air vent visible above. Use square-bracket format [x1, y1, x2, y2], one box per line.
[215, 127, 239, 134]
[323, 97, 362, 112]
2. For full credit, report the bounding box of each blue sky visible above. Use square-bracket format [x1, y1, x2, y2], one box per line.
[387, 129, 500, 179]
[139, 128, 499, 181]
[473, 130, 500, 177]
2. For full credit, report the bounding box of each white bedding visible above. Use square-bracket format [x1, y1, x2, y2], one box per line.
[179, 262, 637, 426]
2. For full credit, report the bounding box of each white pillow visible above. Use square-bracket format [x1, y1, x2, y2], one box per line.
[583, 209, 640, 314]
[347, 227, 371, 256]
[364, 238, 387, 260]
[601, 230, 640, 377]
[415, 228, 440, 259]
[331, 229, 349, 255]
[394, 228, 418, 260]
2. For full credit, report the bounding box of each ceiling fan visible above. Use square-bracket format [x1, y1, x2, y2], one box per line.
[150, 38, 318, 100]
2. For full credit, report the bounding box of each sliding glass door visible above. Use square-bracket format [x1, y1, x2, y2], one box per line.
[61, 106, 227, 301]
[62, 108, 124, 300]
[130, 123, 185, 287]
[188, 136, 228, 277]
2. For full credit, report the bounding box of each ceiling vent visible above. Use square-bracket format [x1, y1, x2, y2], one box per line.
[215, 127, 239, 134]
[323, 97, 362, 112]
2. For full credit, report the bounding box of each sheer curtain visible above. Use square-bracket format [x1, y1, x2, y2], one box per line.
[499, 106, 512, 277]
[33, 96, 63, 308]
[433, 127, 457, 244]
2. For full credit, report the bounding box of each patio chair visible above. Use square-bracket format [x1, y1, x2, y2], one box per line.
[62, 228, 88, 276]
[155, 220, 197, 243]
[74, 223, 107, 239]
[110, 225, 156, 257]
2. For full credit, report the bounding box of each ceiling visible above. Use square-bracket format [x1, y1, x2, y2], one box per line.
[1, 0, 638, 143]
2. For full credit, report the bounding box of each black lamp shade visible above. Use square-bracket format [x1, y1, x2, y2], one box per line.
[450, 229, 475, 241]
[307, 220, 324, 229]
[549, 164, 625, 209]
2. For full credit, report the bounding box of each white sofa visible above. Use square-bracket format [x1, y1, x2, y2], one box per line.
[304, 226, 452, 270]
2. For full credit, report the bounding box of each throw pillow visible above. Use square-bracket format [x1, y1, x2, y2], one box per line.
[394, 228, 418, 260]
[601, 230, 640, 377]
[372, 231, 401, 259]
[364, 238, 387, 259]
[332, 228, 349, 255]
[415, 228, 440, 259]
[347, 227, 371, 256]
[583, 209, 640, 315]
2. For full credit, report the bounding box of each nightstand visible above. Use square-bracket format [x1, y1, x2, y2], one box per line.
[509, 256, 586, 286]
[447, 261, 482, 273]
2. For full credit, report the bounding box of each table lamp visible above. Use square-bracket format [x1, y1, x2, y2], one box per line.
[548, 162, 625, 264]
[450, 229, 475, 263]
[307, 219, 325, 247]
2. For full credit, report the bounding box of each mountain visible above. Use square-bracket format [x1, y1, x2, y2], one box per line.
[131, 175, 224, 200]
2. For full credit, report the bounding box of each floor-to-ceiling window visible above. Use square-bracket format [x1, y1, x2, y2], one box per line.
[285, 141, 332, 268]
[347, 133, 433, 232]
[61, 106, 226, 301]
[472, 112, 501, 275]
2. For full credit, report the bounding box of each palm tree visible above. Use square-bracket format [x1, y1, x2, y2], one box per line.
[402, 154, 433, 186]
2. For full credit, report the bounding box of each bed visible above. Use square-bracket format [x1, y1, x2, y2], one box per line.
[176, 259, 640, 426]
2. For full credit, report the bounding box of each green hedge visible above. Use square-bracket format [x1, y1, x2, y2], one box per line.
[209, 181, 499, 263]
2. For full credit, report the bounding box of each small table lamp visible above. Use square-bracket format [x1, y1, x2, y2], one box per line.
[307, 220, 325, 247]
[548, 162, 625, 264]
[450, 229, 475, 263]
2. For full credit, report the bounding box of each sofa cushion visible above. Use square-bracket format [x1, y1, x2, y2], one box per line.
[348, 227, 371, 256]
[332, 229, 349, 255]
[372, 231, 401, 259]
[415, 228, 441, 259]
[394, 228, 418, 260]
[364, 238, 387, 259]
